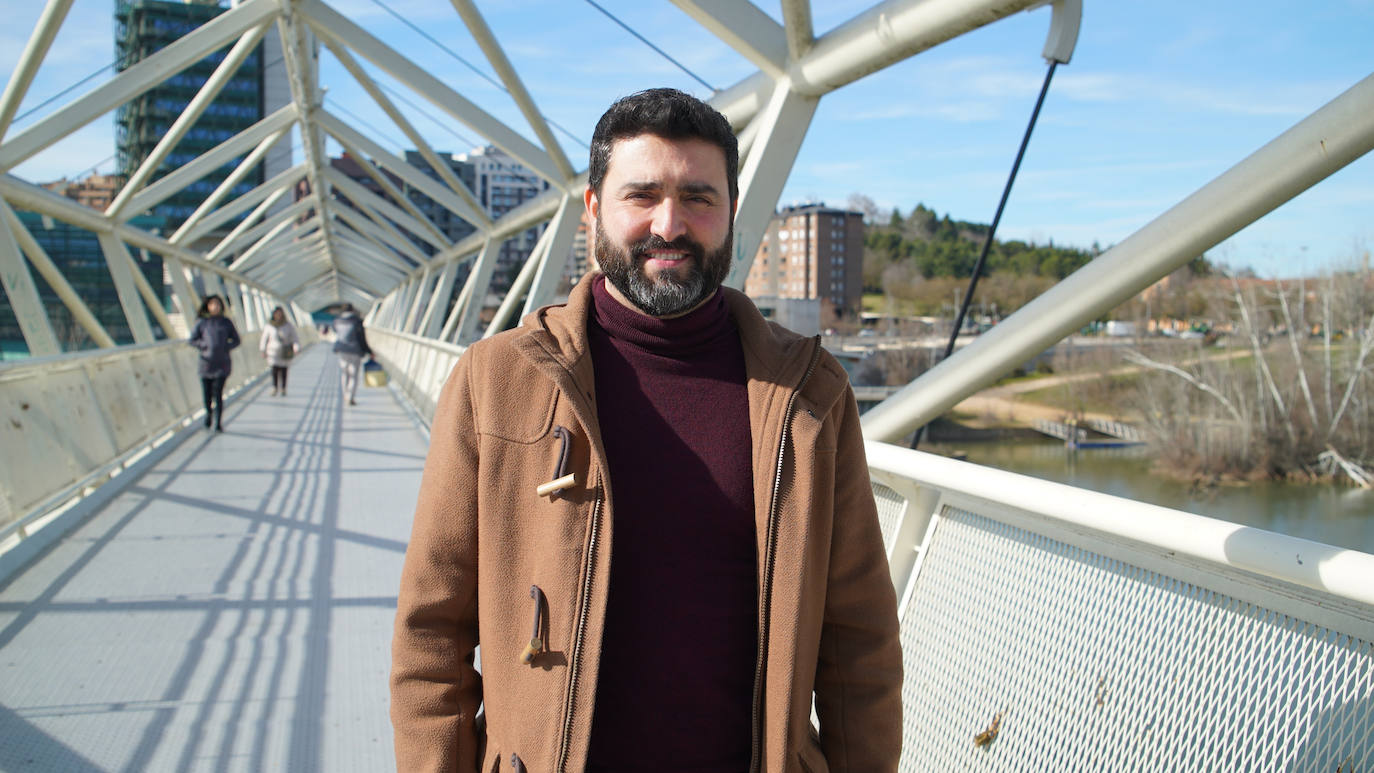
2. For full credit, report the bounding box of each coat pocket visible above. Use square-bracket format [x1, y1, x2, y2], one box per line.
[479, 378, 559, 444]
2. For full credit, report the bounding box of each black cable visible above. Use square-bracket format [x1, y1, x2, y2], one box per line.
[375, 81, 479, 151]
[362, 0, 588, 149]
[581, 0, 716, 93]
[325, 97, 409, 156]
[14, 61, 118, 124]
[911, 60, 1058, 450]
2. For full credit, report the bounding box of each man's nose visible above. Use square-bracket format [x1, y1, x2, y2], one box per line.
[650, 199, 687, 242]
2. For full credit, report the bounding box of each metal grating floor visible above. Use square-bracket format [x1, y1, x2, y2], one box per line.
[0, 348, 424, 772]
[898, 505, 1374, 772]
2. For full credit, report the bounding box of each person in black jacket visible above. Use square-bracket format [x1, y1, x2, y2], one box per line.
[188, 294, 241, 432]
[331, 303, 372, 406]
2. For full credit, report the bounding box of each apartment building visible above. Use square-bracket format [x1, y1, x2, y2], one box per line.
[746, 203, 865, 316]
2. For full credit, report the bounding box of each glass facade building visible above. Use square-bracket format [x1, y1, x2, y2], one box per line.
[114, 0, 266, 231]
[0, 212, 169, 358]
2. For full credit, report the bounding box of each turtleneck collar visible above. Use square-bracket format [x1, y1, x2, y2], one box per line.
[590, 274, 736, 358]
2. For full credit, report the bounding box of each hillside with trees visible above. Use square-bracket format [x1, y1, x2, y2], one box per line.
[856, 199, 1103, 317]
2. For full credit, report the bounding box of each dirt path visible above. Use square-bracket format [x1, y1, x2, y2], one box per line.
[950, 348, 1250, 429]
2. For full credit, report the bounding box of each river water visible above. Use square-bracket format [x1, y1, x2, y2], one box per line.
[924, 440, 1374, 554]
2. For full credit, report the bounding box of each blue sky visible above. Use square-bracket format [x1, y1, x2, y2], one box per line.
[3, 0, 1371, 278]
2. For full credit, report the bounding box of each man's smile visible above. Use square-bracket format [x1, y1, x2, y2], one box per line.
[644, 249, 690, 268]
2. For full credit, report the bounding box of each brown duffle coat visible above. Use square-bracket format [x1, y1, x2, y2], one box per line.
[391, 273, 902, 773]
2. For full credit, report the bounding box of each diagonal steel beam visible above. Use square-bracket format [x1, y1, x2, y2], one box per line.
[780, 0, 815, 62]
[131, 105, 297, 225]
[0, 199, 60, 355]
[0, 0, 280, 172]
[0, 173, 274, 294]
[174, 163, 307, 246]
[299, 0, 566, 189]
[522, 193, 582, 316]
[330, 202, 428, 267]
[95, 232, 155, 344]
[726, 79, 818, 289]
[670, 0, 788, 77]
[208, 195, 315, 262]
[862, 71, 1374, 442]
[0, 199, 115, 348]
[318, 109, 483, 238]
[106, 21, 270, 221]
[275, 7, 341, 303]
[318, 36, 492, 228]
[323, 167, 446, 254]
[0, 0, 76, 141]
[447, 0, 575, 180]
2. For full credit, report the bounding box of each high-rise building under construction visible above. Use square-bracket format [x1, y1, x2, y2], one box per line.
[114, 0, 291, 233]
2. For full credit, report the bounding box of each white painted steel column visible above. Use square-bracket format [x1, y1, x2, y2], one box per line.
[452, 238, 497, 344]
[166, 259, 200, 334]
[0, 202, 59, 355]
[418, 262, 457, 340]
[487, 226, 556, 338]
[862, 72, 1374, 443]
[522, 193, 581, 316]
[96, 233, 156, 345]
[127, 249, 177, 338]
[276, 7, 341, 303]
[403, 269, 434, 333]
[726, 79, 819, 290]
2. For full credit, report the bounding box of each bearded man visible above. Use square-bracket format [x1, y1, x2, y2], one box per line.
[391, 88, 902, 773]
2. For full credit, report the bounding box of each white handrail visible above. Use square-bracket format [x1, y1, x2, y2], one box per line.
[866, 440, 1374, 607]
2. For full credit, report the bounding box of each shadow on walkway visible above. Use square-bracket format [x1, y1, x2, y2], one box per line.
[0, 347, 424, 772]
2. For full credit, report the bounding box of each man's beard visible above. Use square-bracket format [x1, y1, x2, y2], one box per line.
[594, 221, 733, 317]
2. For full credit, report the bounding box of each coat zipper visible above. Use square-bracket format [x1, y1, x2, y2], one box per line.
[556, 484, 604, 773]
[749, 336, 824, 773]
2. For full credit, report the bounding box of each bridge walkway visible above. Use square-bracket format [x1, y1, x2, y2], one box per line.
[0, 346, 422, 772]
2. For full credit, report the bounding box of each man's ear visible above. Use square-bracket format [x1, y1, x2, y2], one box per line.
[584, 187, 599, 223]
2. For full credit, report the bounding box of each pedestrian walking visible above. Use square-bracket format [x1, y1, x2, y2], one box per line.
[260, 306, 300, 396]
[188, 294, 240, 432]
[332, 303, 372, 406]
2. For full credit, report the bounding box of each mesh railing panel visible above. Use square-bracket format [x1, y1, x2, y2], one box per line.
[871, 480, 907, 550]
[898, 505, 1373, 772]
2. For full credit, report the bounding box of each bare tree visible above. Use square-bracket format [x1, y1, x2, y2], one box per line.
[1128, 265, 1374, 485]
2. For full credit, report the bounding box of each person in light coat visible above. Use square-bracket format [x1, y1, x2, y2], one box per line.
[260, 306, 300, 397]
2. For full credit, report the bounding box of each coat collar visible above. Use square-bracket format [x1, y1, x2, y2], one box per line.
[509, 271, 841, 409]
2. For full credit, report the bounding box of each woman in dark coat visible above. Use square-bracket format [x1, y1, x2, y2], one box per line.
[188, 294, 241, 431]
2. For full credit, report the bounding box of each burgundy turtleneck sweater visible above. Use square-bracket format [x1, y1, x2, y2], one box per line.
[585, 276, 757, 772]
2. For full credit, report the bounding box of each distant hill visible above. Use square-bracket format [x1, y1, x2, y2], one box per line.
[863, 202, 1099, 290]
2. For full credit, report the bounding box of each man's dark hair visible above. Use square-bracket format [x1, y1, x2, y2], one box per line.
[589, 88, 739, 208]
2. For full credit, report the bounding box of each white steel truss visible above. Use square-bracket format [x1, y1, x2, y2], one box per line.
[0, 0, 1368, 412]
